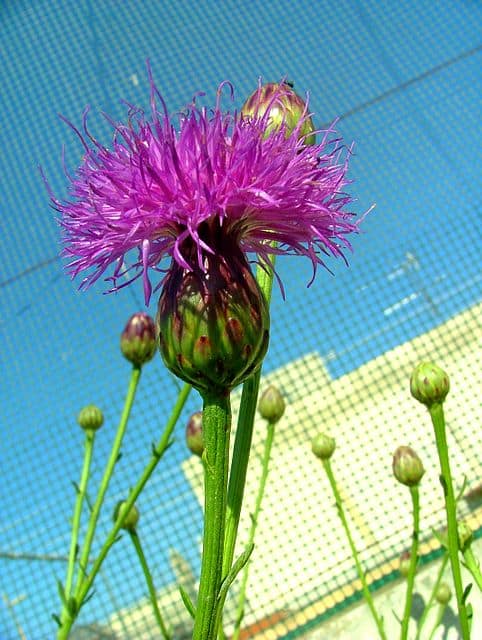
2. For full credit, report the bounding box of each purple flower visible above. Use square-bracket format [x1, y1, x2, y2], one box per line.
[46, 69, 363, 305]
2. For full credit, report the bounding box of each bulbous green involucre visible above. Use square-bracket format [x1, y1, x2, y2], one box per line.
[157, 236, 269, 395]
[113, 500, 140, 532]
[121, 313, 157, 366]
[242, 81, 316, 144]
[410, 361, 450, 407]
[258, 385, 286, 423]
[392, 445, 425, 487]
[77, 405, 104, 431]
[311, 433, 336, 460]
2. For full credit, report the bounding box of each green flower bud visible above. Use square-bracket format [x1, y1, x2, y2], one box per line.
[311, 433, 336, 460]
[258, 385, 286, 423]
[241, 81, 316, 145]
[120, 312, 156, 366]
[186, 411, 204, 457]
[410, 362, 450, 407]
[399, 551, 412, 578]
[458, 521, 473, 551]
[435, 582, 451, 605]
[113, 500, 140, 532]
[77, 405, 104, 431]
[157, 237, 269, 395]
[392, 446, 425, 487]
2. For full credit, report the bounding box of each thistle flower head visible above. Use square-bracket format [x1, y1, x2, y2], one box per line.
[47, 66, 364, 304]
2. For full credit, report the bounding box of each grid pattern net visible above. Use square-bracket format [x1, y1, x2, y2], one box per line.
[1, 1, 481, 639]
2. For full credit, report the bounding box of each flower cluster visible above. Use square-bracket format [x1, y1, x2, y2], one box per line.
[47, 68, 362, 305]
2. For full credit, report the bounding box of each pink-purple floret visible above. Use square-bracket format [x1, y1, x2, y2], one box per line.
[47, 70, 363, 305]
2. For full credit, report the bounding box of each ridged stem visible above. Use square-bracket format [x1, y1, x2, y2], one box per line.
[192, 392, 232, 640]
[429, 402, 471, 639]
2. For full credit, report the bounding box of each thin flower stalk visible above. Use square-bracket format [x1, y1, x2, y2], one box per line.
[322, 458, 387, 640]
[232, 418, 276, 640]
[429, 402, 471, 639]
[400, 486, 421, 640]
[414, 553, 449, 640]
[63, 428, 96, 606]
[57, 383, 191, 639]
[129, 530, 171, 640]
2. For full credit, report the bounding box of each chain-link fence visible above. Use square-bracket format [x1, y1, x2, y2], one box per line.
[1, 1, 481, 638]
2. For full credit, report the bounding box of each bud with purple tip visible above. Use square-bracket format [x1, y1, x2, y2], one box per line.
[393, 446, 425, 487]
[242, 81, 316, 145]
[121, 313, 157, 367]
[186, 411, 204, 457]
[410, 362, 450, 407]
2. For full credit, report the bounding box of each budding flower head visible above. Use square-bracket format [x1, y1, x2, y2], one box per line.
[157, 235, 269, 395]
[436, 582, 452, 605]
[311, 433, 336, 460]
[186, 411, 204, 457]
[410, 362, 450, 407]
[392, 446, 425, 487]
[399, 551, 412, 578]
[121, 312, 156, 366]
[258, 385, 286, 423]
[458, 521, 473, 551]
[242, 80, 316, 145]
[113, 500, 140, 532]
[77, 404, 103, 431]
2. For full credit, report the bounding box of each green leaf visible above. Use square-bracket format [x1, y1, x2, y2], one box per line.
[56, 580, 68, 607]
[217, 543, 254, 607]
[179, 585, 196, 619]
[462, 582, 473, 604]
[51, 613, 62, 628]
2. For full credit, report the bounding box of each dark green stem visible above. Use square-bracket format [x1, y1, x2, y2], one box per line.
[129, 530, 171, 640]
[232, 419, 275, 640]
[323, 459, 387, 640]
[414, 553, 449, 640]
[216, 258, 276, 639]
[192, 391, 232, 640]
[400, 486, 420, 640]
[57, 383, 191, 639]
[429, 402, 471, 639]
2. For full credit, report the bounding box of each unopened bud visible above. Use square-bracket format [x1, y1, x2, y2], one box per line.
[121, 312, 156, 366]
[410, 362, 450, 407]
[242, 81, 316, 144]
[399, 551, 411, 578]
[458, 521, 473, 551]
[393, 446, 425, 487]
[258, 386, 286, 423]
[311, 433, 336, 460]
[186, 411, 204, 457]
[113, 500, 140, 532]
[77, 405, 104, 431]
[435, 582, 451, 605]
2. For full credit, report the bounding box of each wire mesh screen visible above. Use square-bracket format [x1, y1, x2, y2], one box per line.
[1, 1, 481, 639]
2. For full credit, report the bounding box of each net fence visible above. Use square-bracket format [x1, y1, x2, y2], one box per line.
[1, 1, 481, 638]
